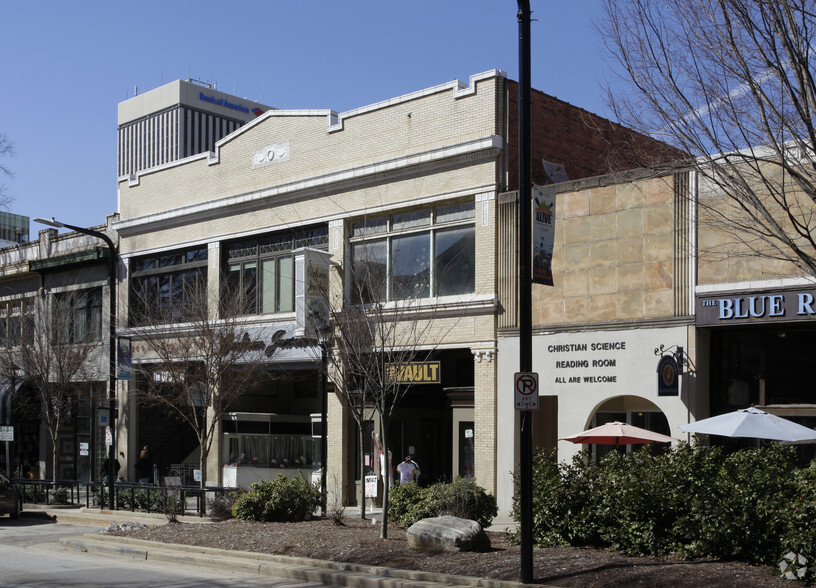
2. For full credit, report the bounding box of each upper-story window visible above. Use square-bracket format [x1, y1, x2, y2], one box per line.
[0, 299, 34, 348]
[129, 246, 208, 326]
[350, 201, 476, 304]
[55, 288, 103, 343]
[224, 225, 328, 316]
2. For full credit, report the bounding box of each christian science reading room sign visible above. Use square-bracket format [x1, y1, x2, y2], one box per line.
[549, 341, 626, 385]
[696, 288, 816, 326]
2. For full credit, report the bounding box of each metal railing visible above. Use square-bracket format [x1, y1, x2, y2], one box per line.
[14, 478, 83, 505]
[84, 480, 232, 517]
[13, 477, 232, 517]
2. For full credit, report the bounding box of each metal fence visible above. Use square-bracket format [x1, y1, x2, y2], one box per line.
[13, 477, 231, 518]
[166, 463, 198, 486]
[15, 479, 83, 505]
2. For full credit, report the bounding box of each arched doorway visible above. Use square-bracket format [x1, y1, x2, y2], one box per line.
[588, 396, 671, 462]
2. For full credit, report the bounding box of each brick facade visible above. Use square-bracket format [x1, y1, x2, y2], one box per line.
[114, 71, 671, 505]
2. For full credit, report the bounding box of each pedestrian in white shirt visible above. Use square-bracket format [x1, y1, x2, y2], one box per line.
[396, 455, 420, 485]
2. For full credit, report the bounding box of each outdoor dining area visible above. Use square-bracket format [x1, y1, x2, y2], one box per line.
[561, 406, 816, 451]
[541, 407, 816, 581]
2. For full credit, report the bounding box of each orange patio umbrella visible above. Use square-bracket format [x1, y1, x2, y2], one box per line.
[561, 421, 678, 447]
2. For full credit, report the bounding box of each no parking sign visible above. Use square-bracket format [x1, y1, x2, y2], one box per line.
[514, 372, 539, 410]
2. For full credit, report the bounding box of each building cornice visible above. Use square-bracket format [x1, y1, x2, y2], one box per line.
[498, 315, 694, 337]
[114, 136, 503, 237]
[696, 277, 816, 295]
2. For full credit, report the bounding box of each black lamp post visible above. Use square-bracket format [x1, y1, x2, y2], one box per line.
[1, 362, 19, 479]
[34, 217, 118, 509]
[516, 2, 534, 584]
[316, 323, 332, 518]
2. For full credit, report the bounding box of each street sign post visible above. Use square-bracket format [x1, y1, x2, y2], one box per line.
[514, 372, 539, 410]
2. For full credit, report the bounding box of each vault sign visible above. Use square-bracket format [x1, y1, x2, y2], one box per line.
[386, 361, 441, 384]
[515, 372, 539, 410]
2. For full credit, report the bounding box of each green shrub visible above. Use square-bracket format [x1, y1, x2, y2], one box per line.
[22, 484, 47, 503]
[520, 441, 815, 573]
[674, 443, 798, 564]
[388, 483, 430, 527]
[51, 486, 69, 505]
[778, 462, 816, 582]
[388, 478, 497, 528]
[232, 474, 321, 522]
[512, 449, 607, 547]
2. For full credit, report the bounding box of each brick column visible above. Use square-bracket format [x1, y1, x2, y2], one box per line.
[472, 348, 497, 495]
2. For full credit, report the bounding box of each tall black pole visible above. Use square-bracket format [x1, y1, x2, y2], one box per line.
[320, 341, 328, 516]
[62, 223, 118, 510]
[517, 1, 534, 584]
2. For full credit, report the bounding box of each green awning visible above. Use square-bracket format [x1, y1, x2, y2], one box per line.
[28, 246, 110, 272]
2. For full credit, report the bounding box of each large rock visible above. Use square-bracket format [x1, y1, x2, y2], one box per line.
[406, 515, 491, 552]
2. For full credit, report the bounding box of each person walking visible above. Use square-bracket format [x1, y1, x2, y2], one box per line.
[135, 445, 152, 484]
[101, 455, 120, 484]
[396, 455, 420, 485]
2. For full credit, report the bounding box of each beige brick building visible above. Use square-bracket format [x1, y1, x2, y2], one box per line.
[113, 71, 674, 507]
[495, 161, 816, 513]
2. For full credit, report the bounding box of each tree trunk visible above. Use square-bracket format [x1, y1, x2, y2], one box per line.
[199, 433, 208, 515]
[358, 424, 367, 519]
[379, 414, 389, 539]
[49, 417, 59, 482]
[51, 437, 58, 483]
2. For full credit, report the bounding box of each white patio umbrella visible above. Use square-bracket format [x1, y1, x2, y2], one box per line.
[681, 407, 816, 443]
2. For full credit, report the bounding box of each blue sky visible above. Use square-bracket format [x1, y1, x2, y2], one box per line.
[1, 1, 616, 236]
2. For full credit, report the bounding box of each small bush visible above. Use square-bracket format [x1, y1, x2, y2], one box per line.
[388, 478, 497, 528]
[51, 486, 69, 505]
[22, 484, 47, 503]
[326, 474, 346, 526]
[232, 474, 321, 522]
[208, 490, 238, 521]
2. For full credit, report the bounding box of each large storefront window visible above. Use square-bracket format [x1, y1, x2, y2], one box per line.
[710, 326, 816, 410]
[350, 201, 475, 303]
[707, 325, 816, 463]
[223, 413, 315, 468]
[225, 433, 314, 468]
[129, 246, 208, 326]
[224, 226, 328, 316]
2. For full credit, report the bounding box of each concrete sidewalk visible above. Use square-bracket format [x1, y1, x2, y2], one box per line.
[26, 505, 535, 588]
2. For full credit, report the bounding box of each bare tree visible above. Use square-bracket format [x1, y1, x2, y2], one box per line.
[130, 279, 276, 496]
[0, 134, 14, 209]
[11, 290, 101, 481]
[323, 239, 466, 539]
[601, 0, 816, 275]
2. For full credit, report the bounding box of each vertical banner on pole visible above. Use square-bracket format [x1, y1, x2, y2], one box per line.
[532, 184, 556, 286]
[117, 337, 132, 381]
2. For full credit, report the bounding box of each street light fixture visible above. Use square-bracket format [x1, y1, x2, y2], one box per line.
[33, 217, 118, 510]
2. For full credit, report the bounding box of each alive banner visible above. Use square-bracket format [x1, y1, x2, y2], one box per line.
[532, 184, 556, 286]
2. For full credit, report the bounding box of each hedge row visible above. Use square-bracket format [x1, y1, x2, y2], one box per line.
[514, 443, 816, 579]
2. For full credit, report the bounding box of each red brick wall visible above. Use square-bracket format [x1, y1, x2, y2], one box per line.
[505, 80, 682, 190]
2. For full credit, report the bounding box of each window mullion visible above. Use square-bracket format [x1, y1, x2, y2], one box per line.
[430, 229, 436, 298]
[387, 237, 393, 302]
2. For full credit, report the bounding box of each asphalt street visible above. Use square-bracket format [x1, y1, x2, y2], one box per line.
[0, 513, 339, 587]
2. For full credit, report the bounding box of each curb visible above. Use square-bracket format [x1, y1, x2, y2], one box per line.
[59, 533, 544, 588]
[22, 504, 215, 526]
